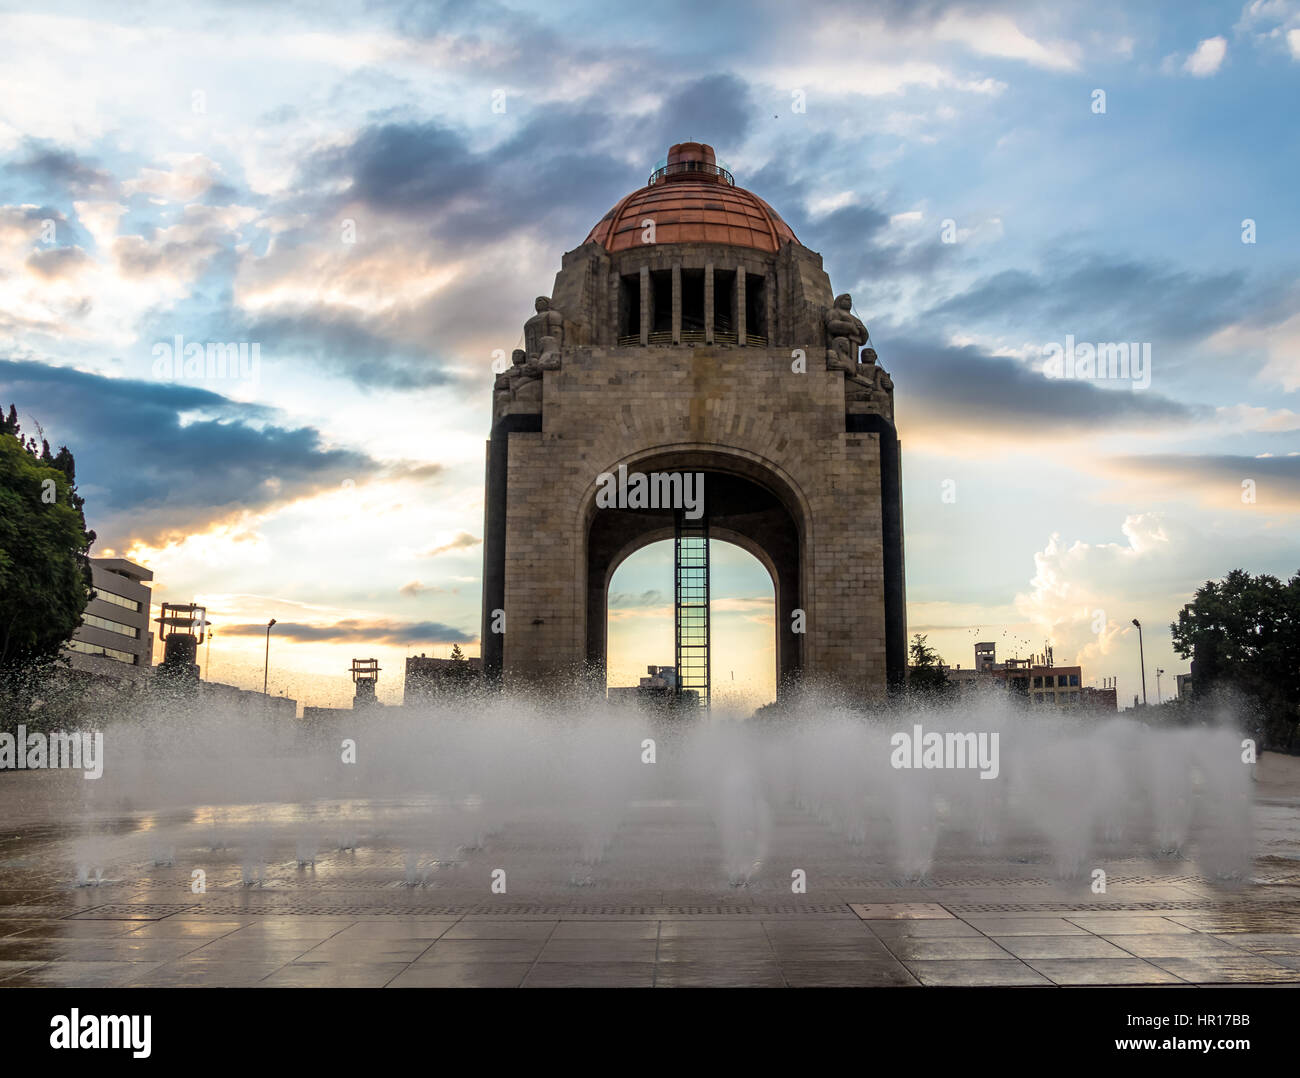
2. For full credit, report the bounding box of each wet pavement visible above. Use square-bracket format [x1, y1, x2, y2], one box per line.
[1, 902, 1299, 987]
[1, 755, 1297, 988]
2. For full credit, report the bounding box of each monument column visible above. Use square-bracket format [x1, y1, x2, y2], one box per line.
[766, 270, 776, 344]
[639, 265, 650, 345]
[736, 264, 747, 346]
[704, 263, 714, 344]
[671, 262, 681, 345]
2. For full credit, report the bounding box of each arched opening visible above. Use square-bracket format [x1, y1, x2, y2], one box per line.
[582, 448, 807, 702]
[606, 539, 777, 711]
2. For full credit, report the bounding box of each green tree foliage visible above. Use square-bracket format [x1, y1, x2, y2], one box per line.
[1171, 568, 1300, 749]
[0, 404, 96, 694]
[446, 643, 474, 681]
[907, 633, 952, 698]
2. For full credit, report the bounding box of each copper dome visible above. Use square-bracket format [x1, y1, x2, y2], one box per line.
[584, 142, 799, 254]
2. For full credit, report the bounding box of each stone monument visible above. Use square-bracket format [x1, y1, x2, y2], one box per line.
[481, 141, 905, 703]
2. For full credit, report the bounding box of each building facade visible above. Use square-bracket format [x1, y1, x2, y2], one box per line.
[404, 653, 483, 705]
[608, 664, 700, 709]
[481, 142, 906, 703]
[200, 680, 298, 720]
[65, 557, 154, 681]
[943, 643, 1115, 712]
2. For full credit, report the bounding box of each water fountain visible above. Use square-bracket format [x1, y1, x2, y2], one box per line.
[2, 688, 1258, 904]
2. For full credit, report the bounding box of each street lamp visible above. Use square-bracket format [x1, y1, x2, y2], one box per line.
[1156, 668, 1164, 705]
[1131, 618, 1147, 706]
[263, 618, 277, 694]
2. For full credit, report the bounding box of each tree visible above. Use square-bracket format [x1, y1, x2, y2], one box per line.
[0, 405, 95, 698]
[445, 643, 475, 683]
[1171, 569, 1300, 750]
[907, 633, 952, 697]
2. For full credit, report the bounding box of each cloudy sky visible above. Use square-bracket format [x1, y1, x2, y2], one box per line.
[2, 0, 1297, 710]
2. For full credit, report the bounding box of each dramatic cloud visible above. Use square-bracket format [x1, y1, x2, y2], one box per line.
[112, 203, 255, 281]
[3, 141, 114, 196]
[922, 256, 1254, 352]
[1013, 514, 1182, 674]
[1, 1, 1295, 711]
[890, 337, 1199, 446]
[305, 114, 624, 251]
[220, 618, 474, 644]
[1102, 453, 1300, 512]
[235, 307, 457, 390]
[0, 359, 383, 545]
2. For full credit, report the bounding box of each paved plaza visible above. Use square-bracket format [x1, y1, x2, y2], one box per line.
[1, 754, 1297, 988]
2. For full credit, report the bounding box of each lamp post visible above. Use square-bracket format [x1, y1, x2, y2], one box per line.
[263, 618, 277, 694]
[1131, 619, 1147, 706]
[1156, 668, 1164, 705]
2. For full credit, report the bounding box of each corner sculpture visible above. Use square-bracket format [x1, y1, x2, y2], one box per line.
[493, 347, 539, 404]
[824, 293, 868, 372]
[825, 293, 894, 420]
[525, 296, 566, 363]
[495, 294, 571, 407]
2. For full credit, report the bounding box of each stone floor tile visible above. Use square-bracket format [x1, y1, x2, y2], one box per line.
[849, 903, 952, 920]
[990, 935, 1133, 960]
[1101, 934, 1255, 959]
[538, 938, 659, 963]
[884, 936, 1016, 961]
[1209, 933, 1300, 956]
[439, 921, 556, 940]
[961, 917, 1089, 936]
[1026, 959, 1189, 985]
[0, 960, 163, 987]
[654, 960, 786, 987]
[905, 959, 1051, 986]
[260, 960, 410, 988]
[863, 919, 984, 939]
[1065, 916, 1196, 935]
[780, 959, 920, 987]
[414, 939, 546, 963]
[1149, 956, 1300, 984]
[522, 961, 655, 988]
[550, 922, 660, 940]
[388, 963, 531, 988]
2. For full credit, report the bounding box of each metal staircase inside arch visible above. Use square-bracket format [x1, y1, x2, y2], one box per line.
[674, 509, 710, 710]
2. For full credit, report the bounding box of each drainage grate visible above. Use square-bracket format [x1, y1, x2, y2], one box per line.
[1106, 874, 1218, 885]
[70, 903, 199, 919]
[849, 902, 953, 920]
[194, 904, 468, 916]
[47, 896, 1300, 919]
[1250, 873, 1300, 885]
[55, 901, 860, 918]
[881, 877, 1055, 888]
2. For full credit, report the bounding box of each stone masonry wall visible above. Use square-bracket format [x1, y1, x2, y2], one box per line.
[499, 342, 888, 699]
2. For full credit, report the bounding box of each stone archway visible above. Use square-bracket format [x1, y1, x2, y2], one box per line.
[481, 140, 906, 703]
[580, 447, 808, 701]
[483, 347, 903, 703]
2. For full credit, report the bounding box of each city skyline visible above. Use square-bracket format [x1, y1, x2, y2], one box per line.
[3, 0, 1298, 709]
